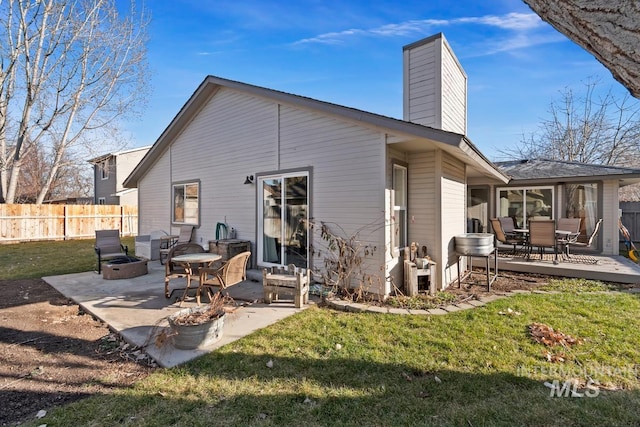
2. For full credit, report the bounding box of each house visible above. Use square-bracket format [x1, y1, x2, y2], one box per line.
[88, 146, 151, 205]
[469, 159, 640, 254]
[123, 32, 640, 296]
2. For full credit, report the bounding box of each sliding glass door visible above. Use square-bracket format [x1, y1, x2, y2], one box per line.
[497, 187, 553, 228]
[258, 172, 309, 269]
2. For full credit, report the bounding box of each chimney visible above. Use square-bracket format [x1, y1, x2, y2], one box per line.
[403, 33, 467, 135]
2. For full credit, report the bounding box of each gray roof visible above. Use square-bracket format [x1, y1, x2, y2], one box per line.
[124, 75, 509, 187]
[495, 159, 640, 186]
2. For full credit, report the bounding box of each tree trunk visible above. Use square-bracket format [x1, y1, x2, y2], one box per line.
[524, 0, 640, 98]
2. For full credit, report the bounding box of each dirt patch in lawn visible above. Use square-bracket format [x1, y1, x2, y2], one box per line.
[0, 278, 156, 426]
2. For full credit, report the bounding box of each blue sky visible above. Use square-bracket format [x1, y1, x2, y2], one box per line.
[123, 0, 636, 160]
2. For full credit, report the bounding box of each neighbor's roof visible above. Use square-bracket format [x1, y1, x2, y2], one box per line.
[495, 159, 640, 186]
[87, 145, 152, 164]
[124, 75, 509, 187]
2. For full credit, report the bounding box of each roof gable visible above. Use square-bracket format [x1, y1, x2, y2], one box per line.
[124, 75, 508, 187]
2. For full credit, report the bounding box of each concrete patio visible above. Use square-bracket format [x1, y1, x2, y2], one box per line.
[43, 262, 310, 368]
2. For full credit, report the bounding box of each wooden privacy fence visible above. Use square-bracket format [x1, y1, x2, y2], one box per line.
[0, 204, 138, 244]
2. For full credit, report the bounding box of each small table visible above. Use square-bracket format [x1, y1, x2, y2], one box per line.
[170, 253, 222, 306]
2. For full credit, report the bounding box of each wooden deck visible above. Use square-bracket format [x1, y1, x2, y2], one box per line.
[471, 249, 640, 284]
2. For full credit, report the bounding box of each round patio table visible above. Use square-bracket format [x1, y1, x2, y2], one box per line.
[170, 253, 222, 306]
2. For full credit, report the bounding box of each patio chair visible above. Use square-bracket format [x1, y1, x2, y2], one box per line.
[566, 218, 603, 254]
[498, 216, 518, 237]
[196, 251, 251, 305]
[159, 225, 194, 265]
[164, 242, 205, 299]
[556, 218, 581, 256]
[94, 230, 128, 274]
[490, 218, 525, 255]
[526, 219, 559, 264]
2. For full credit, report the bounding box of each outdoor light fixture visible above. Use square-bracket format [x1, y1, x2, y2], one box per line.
[244, 175, 254, 185]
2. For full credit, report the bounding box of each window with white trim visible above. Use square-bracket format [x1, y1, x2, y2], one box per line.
[393, 163, 407, 249]
[172, 181, 200, 225]
[100, 160, 109, 180]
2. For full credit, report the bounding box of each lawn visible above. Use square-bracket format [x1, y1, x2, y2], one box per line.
[2, 240, 639, 426]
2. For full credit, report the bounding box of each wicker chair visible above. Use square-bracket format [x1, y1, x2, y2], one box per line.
[196, 251, 251, 305]
[164, 242, 205, 299]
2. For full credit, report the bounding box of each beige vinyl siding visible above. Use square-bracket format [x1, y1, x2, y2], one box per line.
[279, 106, 387, 293]
[440, 42, 467, 135]
[138, 86, 387, 289]
[168, 88, 277, 245]
[115, 150, 148, 193]
[602, 180, 619, 255]
[440, 152, 465, 288]
[138, 151, 171, 234]
[403, 34, 467, 135]
[408, 151, 437, 253]
[404, 41, 439, 127]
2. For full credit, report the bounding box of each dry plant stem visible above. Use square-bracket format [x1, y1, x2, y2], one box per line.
[171, 292, 234, 326]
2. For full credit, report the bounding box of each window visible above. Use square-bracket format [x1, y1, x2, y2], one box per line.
[172, 181, 200, 225]
[564, 183, 599, 244]
[258, 171, 309, 269]
[497, 186, 553, 228]
[98, 197, 106, 205]
[393, 163, 407, 249]
[467, 187, 489, 233]
[100, 160, 109, 180]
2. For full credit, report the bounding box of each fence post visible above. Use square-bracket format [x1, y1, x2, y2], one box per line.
[64, 205, 68, 240]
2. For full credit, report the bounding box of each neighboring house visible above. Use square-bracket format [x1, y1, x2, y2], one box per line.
[88, 146, 151, 206]
[468, 159, 640, 254]
[123, 32, 640, 296]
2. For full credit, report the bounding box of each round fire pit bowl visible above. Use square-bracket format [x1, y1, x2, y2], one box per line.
[103, 256, 148, 280]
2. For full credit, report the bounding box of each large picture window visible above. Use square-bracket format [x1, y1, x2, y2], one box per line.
[172, 181, 200, 225]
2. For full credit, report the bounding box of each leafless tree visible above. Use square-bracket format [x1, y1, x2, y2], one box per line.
[523, 1, 640, 99]
[498, 78, 640, 166]
[0, 0, 149, 204]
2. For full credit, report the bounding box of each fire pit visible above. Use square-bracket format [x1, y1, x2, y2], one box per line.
[454, 233, 497, 291]
[102, 256, 148, 280]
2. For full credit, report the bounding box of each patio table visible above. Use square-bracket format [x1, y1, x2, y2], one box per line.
[170, 253, 222, 306]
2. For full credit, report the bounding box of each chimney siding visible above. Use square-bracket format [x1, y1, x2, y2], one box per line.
[403, 33, 467, 135]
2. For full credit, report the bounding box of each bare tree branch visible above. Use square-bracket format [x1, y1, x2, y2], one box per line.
[0, 0, 149, 203]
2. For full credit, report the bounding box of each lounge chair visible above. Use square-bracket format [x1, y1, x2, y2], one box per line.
[94, 230, 128, 274]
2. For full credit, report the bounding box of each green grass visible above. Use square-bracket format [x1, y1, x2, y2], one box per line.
[1, 241, 639, 426]
[0, 237, 135, 280]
